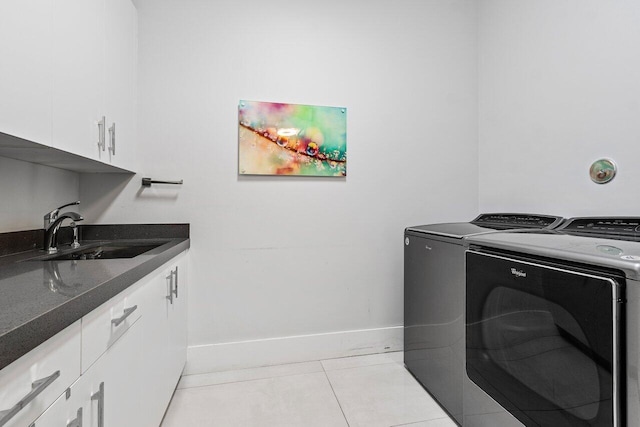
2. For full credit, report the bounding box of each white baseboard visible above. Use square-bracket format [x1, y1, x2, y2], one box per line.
[185, 326, 403, 375]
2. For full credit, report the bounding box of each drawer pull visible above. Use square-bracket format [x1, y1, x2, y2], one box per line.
[111, 305, 138, 327]
[0, 370, 60, 426]
[67, 408, 82, 427]
[91, 382, 104, 427]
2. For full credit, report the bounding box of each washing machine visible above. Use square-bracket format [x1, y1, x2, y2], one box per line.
[464, 217, 640, 427]
[404, 213, 563, 425]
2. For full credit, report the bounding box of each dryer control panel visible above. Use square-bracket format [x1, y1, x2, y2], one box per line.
[470, 213, 563, 230]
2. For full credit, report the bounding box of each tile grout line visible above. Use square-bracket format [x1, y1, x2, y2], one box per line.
[322, 359, 401, 373]
[388, 417, 453, 427]
[180, 355, 402, 390]
[177, 368, 326, 390]
[321, 362, 352, 427]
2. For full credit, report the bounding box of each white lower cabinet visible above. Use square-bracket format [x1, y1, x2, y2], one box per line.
[0, 321, 80, 427]
[31, 317, 143, 427]
[139, 252, 188, 427]
[81, 275, 145, 373]
[167, 255, 188, 395]
[2, 250, 188, 427]
[28, 380, 84, 427]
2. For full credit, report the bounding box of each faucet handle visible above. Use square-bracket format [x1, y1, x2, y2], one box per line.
[44, 201, 81, 223]
[57, 201, 80, 211]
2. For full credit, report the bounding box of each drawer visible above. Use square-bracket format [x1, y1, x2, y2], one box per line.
[81, 281, 144, 372]
[28, 387, 77, 427]
[0, 320, 81, 427]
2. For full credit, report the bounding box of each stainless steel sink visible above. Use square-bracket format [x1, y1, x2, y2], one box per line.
[35, 242, 164, 261]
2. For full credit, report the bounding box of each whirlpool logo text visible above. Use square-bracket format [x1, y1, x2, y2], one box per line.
[510, 268, 527, 278]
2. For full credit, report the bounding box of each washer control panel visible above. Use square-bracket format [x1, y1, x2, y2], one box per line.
[559, 217, 640, 239]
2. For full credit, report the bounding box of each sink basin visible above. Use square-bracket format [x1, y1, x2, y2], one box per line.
[40, 242, 164, 261]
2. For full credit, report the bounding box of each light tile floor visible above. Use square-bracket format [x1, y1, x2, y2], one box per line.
[161, 352, 457, 427]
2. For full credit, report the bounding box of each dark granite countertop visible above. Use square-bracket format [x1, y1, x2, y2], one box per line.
[0, 224, 190, 371]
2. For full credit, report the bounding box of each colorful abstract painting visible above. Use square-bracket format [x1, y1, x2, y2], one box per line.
[238, 100, 347, 177]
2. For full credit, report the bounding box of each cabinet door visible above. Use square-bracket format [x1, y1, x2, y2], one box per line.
[138, 252, 188, 427]
[0, 0, 52, 145]
[100, 318, 144, 427]
[167, 256, 188, 388]
[52, 0, 105, 162]
[138, 266, 173, 427]
[104, 0, 137, 171]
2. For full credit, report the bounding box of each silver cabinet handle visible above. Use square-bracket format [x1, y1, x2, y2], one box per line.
[166, 271, 174, 304]
[108, 122, 115, 155]
[172, 267, 179, 299]
[0, 371, 60, 426]
[111, 305, 137, 327]
[91, 382, 104, 427]
[97, 116, 105, 151]
[67, 408, 82, 427]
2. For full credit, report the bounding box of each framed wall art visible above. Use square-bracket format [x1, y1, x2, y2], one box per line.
[238, 100, 347, 177]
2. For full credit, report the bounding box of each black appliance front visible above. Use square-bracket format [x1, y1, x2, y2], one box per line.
[466, 250, 624, 427]
[405, 233, 464, 423]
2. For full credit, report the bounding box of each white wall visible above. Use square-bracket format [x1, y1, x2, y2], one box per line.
[81, 0, 478, 369]
[478, 0, 640, 216]
[5, 0, 637, 370]
[0, 157, 79, 232]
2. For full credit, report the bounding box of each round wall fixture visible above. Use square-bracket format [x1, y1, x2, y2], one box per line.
[589, 158, 617, 184]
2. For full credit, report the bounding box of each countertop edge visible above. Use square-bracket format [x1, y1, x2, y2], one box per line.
[0, 238, 190, 371]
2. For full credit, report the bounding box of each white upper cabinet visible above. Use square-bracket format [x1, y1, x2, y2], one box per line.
[52, 0, 105, 163]
[104, 0, 138, 172]
[0, 0, 53, 146]
[0, 0, 137, 173]
[52, 0, 138, 171]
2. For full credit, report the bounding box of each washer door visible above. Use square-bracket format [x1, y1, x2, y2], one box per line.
[466, 250, 623, 427]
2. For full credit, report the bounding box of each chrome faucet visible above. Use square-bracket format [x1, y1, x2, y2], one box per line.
[44, 201, 84, 254]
